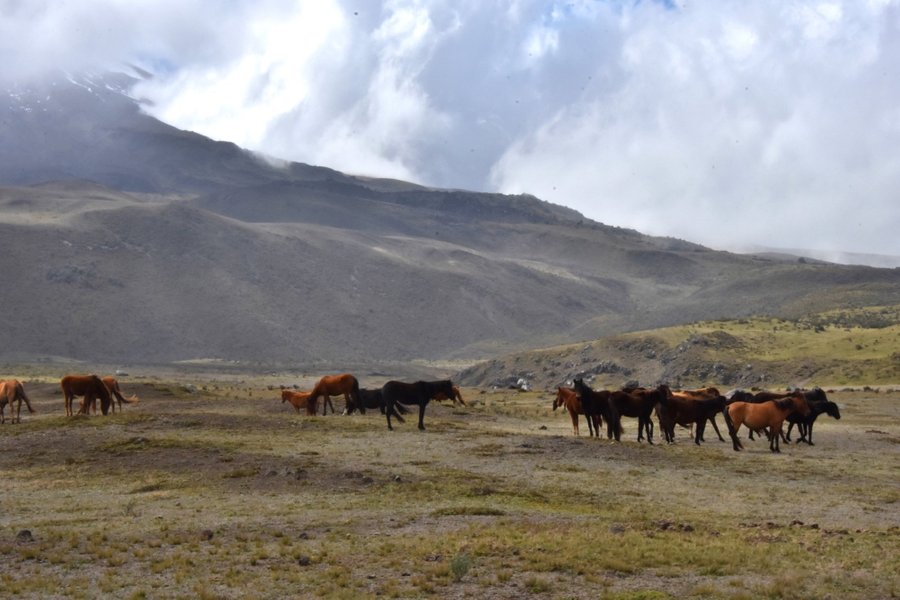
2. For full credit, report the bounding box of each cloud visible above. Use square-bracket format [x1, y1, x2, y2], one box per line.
[3, 0, 900, 258]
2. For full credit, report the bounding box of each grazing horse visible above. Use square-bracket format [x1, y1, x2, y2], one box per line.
[61, 374, 113, 416]
[611, 385, 671, 444]
[344, 387, 407, 422]
[308, 374, 362, 416]
[786, 400, 841, 445]
[552, 386, 601, 437]
[381, 379, 455, 431]
[281, 389, 316, 415]
[0, 379, 35, 424]
[432, 385, 466, 406]
[723, 394, 811, 453]
[657, 393, 726, 445]
[572, 379, 622, 441]
[101, 376, 138, 414]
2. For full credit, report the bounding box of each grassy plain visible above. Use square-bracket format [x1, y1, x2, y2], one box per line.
[0, 374, 898, 599]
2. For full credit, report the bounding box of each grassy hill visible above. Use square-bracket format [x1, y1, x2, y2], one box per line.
[456, 305, 900, 390]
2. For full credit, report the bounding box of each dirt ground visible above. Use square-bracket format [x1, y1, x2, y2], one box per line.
[1, 372, 898, 599]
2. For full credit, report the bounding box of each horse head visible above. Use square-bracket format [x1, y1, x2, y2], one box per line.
[825, 401, 841, 419]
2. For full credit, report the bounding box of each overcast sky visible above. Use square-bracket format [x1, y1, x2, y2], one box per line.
[4, 0, 900, 260]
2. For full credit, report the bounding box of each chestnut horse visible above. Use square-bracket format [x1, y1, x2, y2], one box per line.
[0, 379, 35, 424]
[61, 374, 113, 416]
[572, 379, 622, 441]
[724, 394, 811, 453]
[432, 385, 466, 406]
[308, 374, 362, 416]
[281, 389, 316, 415]
[102, 376, 138, 413]
[552, 386, 601, 437]
[382, 379, 455, 431]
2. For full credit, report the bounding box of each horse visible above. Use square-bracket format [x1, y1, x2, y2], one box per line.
[381, 379, 455, 431]
[552, 386, 601, 437]
[281, 389, 317, 415]
[308, 374, 362, 416]
[668, 387, 727, 442]
[723, 393, 811, 453]
[611, 385, 671, 444]
[572, 379, 622, 441]
[344, 387, 407, 422]
[0, 379, 35, 424]
[61, 374, 113, 416]
[432, 385, 466, 406]
[656, 393, 726, 445]
[785, 400, 841, 445]
[102, 376, 138, 413]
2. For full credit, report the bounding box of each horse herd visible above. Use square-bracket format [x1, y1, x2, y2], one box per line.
[280, 373, 464, 431]
[555, 379, 841, 452]
[1, 372, 842, 451]
[0, 374, 138, 423]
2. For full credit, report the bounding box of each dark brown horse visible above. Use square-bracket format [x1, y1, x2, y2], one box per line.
[657, 393, 727, 445]
[612, 385, 671, 444]
[308, 374, 362, 416]
[382, 379, 455, 431]
[785, 400, 841, 445]
[552, 386, 601, 437]
[669, 387, 726, 442]
[61, 374, 113, 416]
[0, 379, 35, 424]
[724, 393, 811, 452]
[344, 387, 407, 422]
[572, 379, 622, 441]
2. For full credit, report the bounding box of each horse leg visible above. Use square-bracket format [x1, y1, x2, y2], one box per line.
[805, 422, 815, 446]
[785, 421, 795, 441]
[695, 419, 706, 445]
[417, 402, 426, 431]
[570, 409, 579, 436]
[391, 405, 406, 423]
[386, 398, 394, 431]
[709, 416, 726, 442]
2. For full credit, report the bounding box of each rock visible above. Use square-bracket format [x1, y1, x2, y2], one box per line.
[200, 529, 214, 541]
[297, 556, 311, 566]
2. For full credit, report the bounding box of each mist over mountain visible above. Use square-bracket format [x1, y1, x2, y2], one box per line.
[1, 72, 898, 369]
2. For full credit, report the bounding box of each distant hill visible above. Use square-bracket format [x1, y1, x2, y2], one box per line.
[1, 71, 898, 369]
[456, 305, 900, 390]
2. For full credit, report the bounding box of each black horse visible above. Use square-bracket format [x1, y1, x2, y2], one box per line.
[345, 387, 408, 421]
[382, 379, 455, 431]
[785, 400, 841, 445]
[572, 379, 622, 441]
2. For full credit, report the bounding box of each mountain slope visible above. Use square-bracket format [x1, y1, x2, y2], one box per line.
[0, 72, 898, 368]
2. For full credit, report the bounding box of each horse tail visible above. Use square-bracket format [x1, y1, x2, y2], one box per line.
[721, 404, 742, 451]
[18, 382, 35, 413]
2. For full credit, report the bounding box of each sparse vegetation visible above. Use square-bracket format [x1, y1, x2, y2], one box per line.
[0, 373, 896, 598]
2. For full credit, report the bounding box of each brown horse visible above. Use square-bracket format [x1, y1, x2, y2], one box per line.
[657, 393, 727, 445]
[61, 374, 113, 416]
[102, 376, 138, 413]
[610, 385, 671, 444]
[281, 389, 316, 415]
[553, 386, 601, 437]
[669, 387, 726, 442]
[308, 374, 362, 416]
[0, 379, 35, 424]
[432, 385, 466, 406]
[724, 394, 811, 453]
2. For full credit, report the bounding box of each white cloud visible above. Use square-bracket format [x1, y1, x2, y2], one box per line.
[3, 0, 900, 258]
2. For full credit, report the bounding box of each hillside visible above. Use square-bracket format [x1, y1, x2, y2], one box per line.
[456, 305, 900, 390]
[0, 72, 899, 368]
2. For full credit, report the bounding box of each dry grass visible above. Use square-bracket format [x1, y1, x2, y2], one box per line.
[0, 376, 897, 598]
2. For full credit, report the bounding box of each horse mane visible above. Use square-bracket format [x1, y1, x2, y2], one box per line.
[774, 397, 795, 410]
